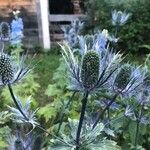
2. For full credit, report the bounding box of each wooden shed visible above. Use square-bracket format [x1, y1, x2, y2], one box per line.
[0, 0, 85, 49]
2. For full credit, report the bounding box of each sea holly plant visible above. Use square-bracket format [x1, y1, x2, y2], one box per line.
[49, 119, 120, 150]
[62, 19, 84, 48]
[0, 51, 34, 122]
[58, 30, 123, 149]
[52, 12, 149, 148]
[112, 10, 131, 27]
[111, 10, 131, 36]
[0, 21, 10, 51]
[0, 7, 150, 150]
[92, 63, 147, 136]
[123, 67, 150, 149]
[0, 22, 10, 42]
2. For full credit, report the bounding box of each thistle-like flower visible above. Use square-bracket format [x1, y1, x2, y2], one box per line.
[114, 64, 132, 92]
[0, 52, 31, 86]
[109, 64, 146, 97]
[78, 29, 118, 56]
[112, 10, 131, 26]
[62, 19, 83, 48]
[0, 22, 10, 41]
[60, 36, 122, 93]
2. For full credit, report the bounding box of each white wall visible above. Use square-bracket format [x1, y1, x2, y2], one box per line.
[37, 0, 50, 50]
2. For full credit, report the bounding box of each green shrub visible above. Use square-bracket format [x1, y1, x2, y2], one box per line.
[84, 0, 150, 54]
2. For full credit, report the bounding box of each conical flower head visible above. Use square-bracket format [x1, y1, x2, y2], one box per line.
[0, 22, 10, 41]
[81, 51, 99, 89]
[0, 53, 14, 84]
[114, 64, 132, 91]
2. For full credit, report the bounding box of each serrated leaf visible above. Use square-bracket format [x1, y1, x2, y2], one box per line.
[38, 104, 57, 122]
[45, 84, 62, 97]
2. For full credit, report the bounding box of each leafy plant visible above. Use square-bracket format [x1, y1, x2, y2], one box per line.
[0, 111, 11, 149]
[84, 0, 150, 54]
[49, 119, 120, 150]
[0, 4, 150, 150]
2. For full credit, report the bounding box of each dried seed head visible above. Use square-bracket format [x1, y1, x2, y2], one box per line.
[81, 51, 99, 89]
[114, 65, 132, 90]
[0, 53, 14, 84]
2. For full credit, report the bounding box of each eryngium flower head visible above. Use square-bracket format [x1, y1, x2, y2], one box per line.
[114, 64, 132, 91]
[0, 53, 14, 84]
[0, 52, 31, 86]
[81, 51, 99, 89]
[112, 10, 131, 26]
[60, 41, 122, 93]
[110, 64, 146, 96]
[0, 22, 10, 41]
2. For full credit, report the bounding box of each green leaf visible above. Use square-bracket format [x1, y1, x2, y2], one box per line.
[0, 138, 8, 149]
[0, 126, 11, 149]
[89, 140, 121, 150]
[38, 104, 57, 122]
[45, 84, 62, 97]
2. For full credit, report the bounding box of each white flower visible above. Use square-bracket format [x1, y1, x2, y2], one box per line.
[13, 10, 20, 16]
[112, 10, 131, 26]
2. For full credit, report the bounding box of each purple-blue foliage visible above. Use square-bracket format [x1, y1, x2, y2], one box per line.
[10, 17, 24, 45]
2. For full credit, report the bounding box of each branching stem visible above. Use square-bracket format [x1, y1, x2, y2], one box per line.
[92, 94, 118, 129]
[37, 125, 73, 147]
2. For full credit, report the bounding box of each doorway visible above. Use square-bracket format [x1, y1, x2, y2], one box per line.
[49, 0, 74, 14]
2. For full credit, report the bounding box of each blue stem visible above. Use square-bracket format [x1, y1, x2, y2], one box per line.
[8, 84, 28, 121]
[76, 91, 89, 149]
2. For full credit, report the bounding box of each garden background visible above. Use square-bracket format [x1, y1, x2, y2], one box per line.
[0, 0, 150, 149]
